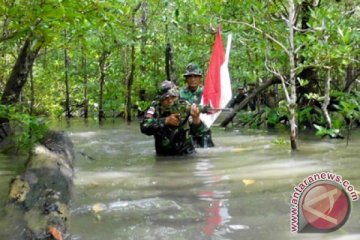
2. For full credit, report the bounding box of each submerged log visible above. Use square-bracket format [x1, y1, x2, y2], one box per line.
[6, 131, 74, 240]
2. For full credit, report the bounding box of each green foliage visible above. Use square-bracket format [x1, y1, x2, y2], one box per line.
[333, 91, 360, 123]
[136, 101, 151, 112]
[14, 114, 48, 150]
[235, 111, 265, 129]
[0, 105, 48, 150]
[265, 103, 288, 128]
[314, 124, 340, 138]
[298, 107, 312, 126]
[266, 108, 280, 126]
[236, 111, 254, 125]
[331, 112, 345, 129]
[298, 79, 309, 87]
[304, 93, 323, 101]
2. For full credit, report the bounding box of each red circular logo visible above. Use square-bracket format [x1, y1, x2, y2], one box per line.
[301, 183, 350, 231]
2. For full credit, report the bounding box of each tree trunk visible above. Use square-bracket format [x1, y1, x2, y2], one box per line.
[322, 68, 332, 129]
[124, 3, 141, 123]
[125, 45, 135, 123]
[288, 0, 298, 150]
[29, 68, 35, 116]
[343, 63, 359, 93]
[289, 105, 297, 150]
[164, 10, 177, 84]
[64, 30, 72, 119]
[165, 42, 171, 82]
[98, 51, 109, 122]
[220, 77, 281, 127]
[81, 47, 88, 119]
[165, 42, 177, 84]
[140, 1, 148, 77]
[0, 38, 42, 124]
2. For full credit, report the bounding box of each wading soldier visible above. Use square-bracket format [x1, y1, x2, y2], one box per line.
[180, 63, 214, 148]
[140, 80, 207, 156]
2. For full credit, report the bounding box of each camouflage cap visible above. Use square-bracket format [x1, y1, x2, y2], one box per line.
[184, 63, 202, 77]
[158, 80, 179, 100]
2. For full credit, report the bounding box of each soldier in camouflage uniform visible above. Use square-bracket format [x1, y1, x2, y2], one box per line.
[228, 86, 248, 109]
[180, 63, 204, 105]
[180, 63, 214, 148]
[140, 80, 207, 156]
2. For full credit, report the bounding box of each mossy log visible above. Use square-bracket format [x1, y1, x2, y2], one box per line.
[6, 131, 74, 240]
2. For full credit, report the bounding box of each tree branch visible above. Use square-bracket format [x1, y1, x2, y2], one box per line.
[0, 31, 20, 43]
[221, 19, 289, 55]
[265, 59, 291, 103]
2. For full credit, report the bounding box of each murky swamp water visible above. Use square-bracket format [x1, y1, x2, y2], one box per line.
[0, 119, 359, 240]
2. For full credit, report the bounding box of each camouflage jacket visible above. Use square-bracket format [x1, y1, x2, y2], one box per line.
[140, 100, 207, 156]
[180, 86, 203, 104]
[179, 86, 215, 148]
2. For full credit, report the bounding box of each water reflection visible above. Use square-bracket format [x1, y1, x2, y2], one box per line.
[195, 158, 232, 237]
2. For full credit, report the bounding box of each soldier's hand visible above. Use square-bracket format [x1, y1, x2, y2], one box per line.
[165, 113, 181, 127]
[190, 104, 201, 125]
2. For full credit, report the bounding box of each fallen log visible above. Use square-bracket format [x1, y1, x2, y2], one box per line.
[5, 130, 74, 240]
[220, 77, 281, 127]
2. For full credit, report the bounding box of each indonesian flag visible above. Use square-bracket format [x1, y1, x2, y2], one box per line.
[200, 29, 232, 128]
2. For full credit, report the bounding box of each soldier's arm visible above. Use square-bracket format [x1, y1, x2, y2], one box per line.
[189, 103, 207, 136]
[140, 117, 166, 136]
[140, 105, 166, 135]
[140, 105, 180, 135]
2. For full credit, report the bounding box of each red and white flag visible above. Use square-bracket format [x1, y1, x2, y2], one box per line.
[200, 29, 232, 128]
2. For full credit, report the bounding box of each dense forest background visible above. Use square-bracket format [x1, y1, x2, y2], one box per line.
[0, 0, 359, 150]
